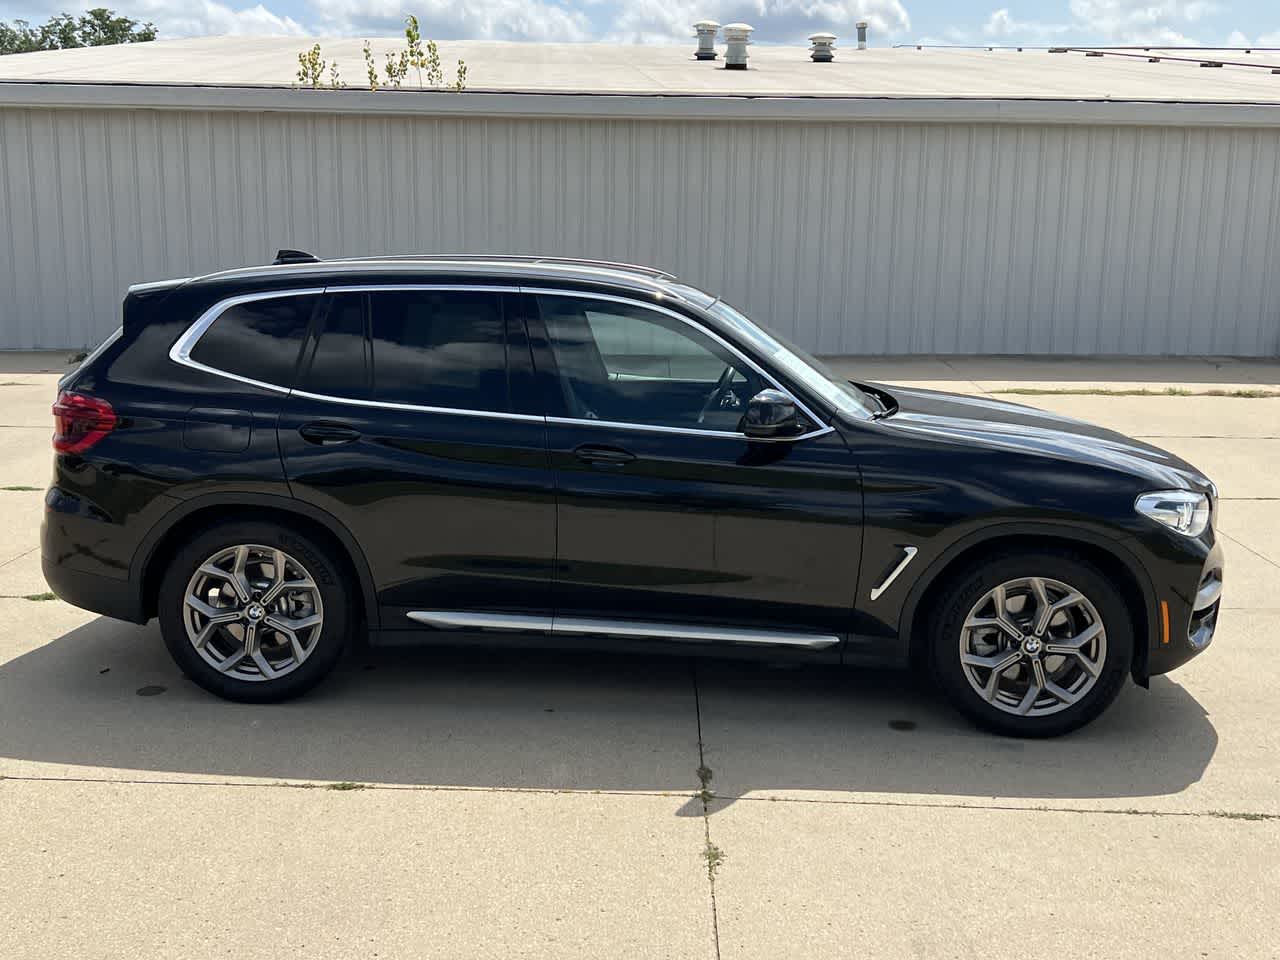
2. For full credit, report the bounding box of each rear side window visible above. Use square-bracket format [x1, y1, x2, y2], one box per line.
[301, 293, 369, 399]
[369, 290, 508, 411]
[189, 294, 317, 388]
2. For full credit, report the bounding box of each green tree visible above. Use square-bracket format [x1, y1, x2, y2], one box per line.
[0, 8, 157, 55]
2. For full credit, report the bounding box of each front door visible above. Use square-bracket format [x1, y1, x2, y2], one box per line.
[278, 287, 555, 632]
[525, 290, 862, 654]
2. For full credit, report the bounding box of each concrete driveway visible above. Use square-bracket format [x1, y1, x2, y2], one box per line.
[1, 354, 1277, 958]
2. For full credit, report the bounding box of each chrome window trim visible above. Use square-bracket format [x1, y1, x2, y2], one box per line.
[408, 610, 840, 649]
[168, 283, 834, 442]
[546, 415, 832, 442]
[290, 388, 544, 423]
[169, 287, 326, 394]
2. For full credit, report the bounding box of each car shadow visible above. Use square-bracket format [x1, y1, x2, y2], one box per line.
[0, 617, 1217, 813]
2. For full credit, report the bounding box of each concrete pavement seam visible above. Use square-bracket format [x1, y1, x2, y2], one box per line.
[1219, 530, 1280, 569]
[690, 662, 723, 960]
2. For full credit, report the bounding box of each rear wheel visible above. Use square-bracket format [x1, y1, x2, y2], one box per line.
[158, 521, 349, 702]
[930, 550, 1133, 737]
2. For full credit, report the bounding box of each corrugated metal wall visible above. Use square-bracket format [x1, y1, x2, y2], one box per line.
[1, 106, 1278, 355]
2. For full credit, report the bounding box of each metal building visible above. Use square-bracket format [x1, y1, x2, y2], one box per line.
[2, 38, 1279, 355]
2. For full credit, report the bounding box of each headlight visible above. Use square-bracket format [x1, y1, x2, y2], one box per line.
[1135, 490, 1210, 537]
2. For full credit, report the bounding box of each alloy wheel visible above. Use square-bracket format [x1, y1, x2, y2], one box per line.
[958, 576, 1107, 717]
[182, 543, 324, 682]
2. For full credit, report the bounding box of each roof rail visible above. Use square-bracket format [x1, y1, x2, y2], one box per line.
[327, 253, 678, 280]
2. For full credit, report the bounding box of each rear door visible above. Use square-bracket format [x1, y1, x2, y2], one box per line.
[278, 286, 555, 633]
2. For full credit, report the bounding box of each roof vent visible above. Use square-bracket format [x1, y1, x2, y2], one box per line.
[856, 21, 868, 50]
[273, 249, 319, 265]
[723, 23, 753, 69]
[693, 20, 720, 60]
[809, 33, 837, 62]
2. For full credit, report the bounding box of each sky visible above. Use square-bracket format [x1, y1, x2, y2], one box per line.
[1, 0, 1279, 49]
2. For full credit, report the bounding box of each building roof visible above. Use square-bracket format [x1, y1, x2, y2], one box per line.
[2, 37, 1280, 126]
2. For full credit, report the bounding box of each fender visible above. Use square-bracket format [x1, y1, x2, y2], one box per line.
[894, 520, 1158, 681]
[130, 490, 381, 629]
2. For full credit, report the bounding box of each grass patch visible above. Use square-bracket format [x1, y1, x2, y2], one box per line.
[326, 781, 366, 791]
[1206, 810, 1275, 822]
[703, 840, 725, 879]
[696, 763, 714, 803]
[2, 485, 39, 492]
[994, 387, 1280, 398]
[23, 592, 57, 601]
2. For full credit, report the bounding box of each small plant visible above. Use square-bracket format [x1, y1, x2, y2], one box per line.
[327, 781, 366, 791]
[2, 485, 39, 491]
[703, 840, 725, 879]
[296, 42, 325, 88]
[384, 47, 409, 87]
[363, 41, 379, 90]
[24, 592, 58, 601]
[296, 23, 465, 93]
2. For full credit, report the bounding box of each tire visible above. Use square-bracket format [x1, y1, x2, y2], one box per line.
[158, 520, 350, 702]
[929, 549, 1133, 737]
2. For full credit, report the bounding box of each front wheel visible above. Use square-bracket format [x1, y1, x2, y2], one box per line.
[158, 521, 350, 702]
[930, 550, 1133, 737]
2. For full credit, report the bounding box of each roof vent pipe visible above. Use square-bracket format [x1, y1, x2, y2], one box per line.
[809, 33, 837, 62]
[693, 20, 720, 60]
[856, 21, 868, 50]
[723, 23, 753, 69]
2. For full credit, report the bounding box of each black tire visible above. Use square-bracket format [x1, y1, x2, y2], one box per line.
[929, 549, 1133, 737]
[158, 520, 350, 703]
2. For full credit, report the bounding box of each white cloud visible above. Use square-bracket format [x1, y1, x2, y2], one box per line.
[982, 7, 1069, 39]
[309, 0, 592, 41]
[607, 0, 910, 45]
[954, 0, 1216, 46]
[1065, 0, 1212, 43]
[1257, 29, 1280, 45]
[1224, 28, 1248, 46]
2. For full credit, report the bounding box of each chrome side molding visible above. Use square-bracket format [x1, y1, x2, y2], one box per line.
[407, 611, 839, 649]
[869, 545, 919, 601]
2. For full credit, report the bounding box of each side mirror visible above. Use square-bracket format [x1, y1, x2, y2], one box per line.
[739, 388, 804, 439]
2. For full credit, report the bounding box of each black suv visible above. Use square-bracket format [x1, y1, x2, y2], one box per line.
[43, 253, 1223, 736]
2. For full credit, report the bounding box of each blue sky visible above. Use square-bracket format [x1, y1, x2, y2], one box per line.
[2, 0, 1278, 48]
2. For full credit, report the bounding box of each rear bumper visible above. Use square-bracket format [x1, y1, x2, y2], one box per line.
[41, 485, 148, 623]
[42, 555, 146, 623]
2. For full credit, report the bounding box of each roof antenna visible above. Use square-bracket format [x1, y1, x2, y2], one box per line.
[273, 249, 319, 265]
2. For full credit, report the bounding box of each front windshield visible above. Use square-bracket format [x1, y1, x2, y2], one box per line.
[697, 298, 879, 420]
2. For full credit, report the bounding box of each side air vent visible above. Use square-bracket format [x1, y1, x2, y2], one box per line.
[273, 249, 319, 265]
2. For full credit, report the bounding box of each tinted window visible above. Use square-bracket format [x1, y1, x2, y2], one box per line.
[536, 295, 764, 432]
[189, 295, 316, 387]
[370, 290, 508, 411]
[302, 294, 368, 398]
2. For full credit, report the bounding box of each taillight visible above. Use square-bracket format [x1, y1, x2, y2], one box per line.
[52, 390, 117, 454]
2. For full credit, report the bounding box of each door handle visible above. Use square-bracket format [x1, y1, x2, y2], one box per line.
[573, 444, 636, 465]
[298, 422, 361, 445]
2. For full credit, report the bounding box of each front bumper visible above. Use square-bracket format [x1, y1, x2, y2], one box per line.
[1146, 533, 1223, 677]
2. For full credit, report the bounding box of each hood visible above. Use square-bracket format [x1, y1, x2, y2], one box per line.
[862, 383, 1212, 492]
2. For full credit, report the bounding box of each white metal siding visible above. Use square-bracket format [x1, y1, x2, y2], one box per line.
[1, 106, 1278, 355]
